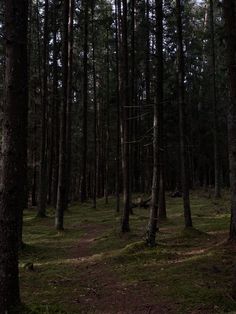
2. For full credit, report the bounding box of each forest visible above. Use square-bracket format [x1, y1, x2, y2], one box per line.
[1, 0, 236, 313]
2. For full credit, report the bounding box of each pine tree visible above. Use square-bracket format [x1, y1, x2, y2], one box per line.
[0, 0, 28, 310]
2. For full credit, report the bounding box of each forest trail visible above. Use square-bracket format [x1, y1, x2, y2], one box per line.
[72, 223, 175, 314]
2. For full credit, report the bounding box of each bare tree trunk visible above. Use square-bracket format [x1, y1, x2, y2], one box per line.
[37, 0, 49, 217]
[80, 0, 89, 203]
[223, 0, 236, 241]
[209, 0, 221, 199]
[157, 0, 166, 220]
[104, 29, 110, 205]
[92, 0, 97, 209]
[0, 0, 28, 310]
[115, 0, 120, 213]
[52, 0, 59, 208]
[223, 1, 236, 300]
[176, 0, 193, 228]
[55, 0, 69, 230]
[146, 0, 163, 247]
[32, 0, 43, 208]
[145, 0, 150, 109]
[120, 0, 131, 232]
[65, 0, 75, 209]
[28, 0, 33, 208]
[130, 0, 135, 196]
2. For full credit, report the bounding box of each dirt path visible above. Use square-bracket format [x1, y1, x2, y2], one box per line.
[72, 224, 176, 314]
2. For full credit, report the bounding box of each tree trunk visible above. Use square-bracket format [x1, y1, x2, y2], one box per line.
[146, 0, 163, 247]
[52, 0, 60, 208]
[104, 29, 110, 205]
[80, 0, 89, 203]
[157, 0, 166, 220]
[92, 0, 97, 209]
[209, 0, 221, 199]
[0, 0, 28, 310]
[65, 0, 75, 209]
[120, 0, 131, 232]
[55, 0, 69, 230]
[37, 0, 49, 218]
[115, 0, 120, 213]
[223, 0, 236, 241]
[176, 0, 193, 228]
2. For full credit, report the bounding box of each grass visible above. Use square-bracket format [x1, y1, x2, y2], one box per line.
[19, 190, 236, 313]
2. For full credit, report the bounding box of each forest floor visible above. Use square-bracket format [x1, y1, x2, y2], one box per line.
[20, 190, 236, 314]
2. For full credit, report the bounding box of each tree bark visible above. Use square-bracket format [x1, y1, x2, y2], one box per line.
[92, 0, 97, 209]
[146, 0, 163, 246]
[115, 0, 121, 213]
[176, 0, 193, 228]
[223, 0, 236, 241]
[0, 0, 28, 310]
[157, 0, 166, 220]
[120, 0, 131, 232]
[80, 0, 89, 203]
[209, 0, 221, 199]
[55, 0, 69, 230]
[37, 0, 49, 218]
[104, 29, 110, 205]
[65, 0, 75, 209]
[52, 0, 60, 208]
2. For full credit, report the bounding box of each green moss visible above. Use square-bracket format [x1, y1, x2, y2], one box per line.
[20, 191, 236, 313]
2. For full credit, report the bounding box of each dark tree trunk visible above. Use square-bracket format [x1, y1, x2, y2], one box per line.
[176, 0, 193, 228]
[80, 0, 89, 203]
[55, 0, 69, 230]
[92, 0, 97, 209]
[209, 0, 221, 199]
[0, 0, 28, 310]
[115, 0, 120, 213]
[104, 29, 110, 205]
[65, 0, 75, 209]
[32, 0, 42, 208]
[52, 0, 60, 208]
[146, 0, 163, 247]
[145, 0, 151, 109]
[37, 0, 49, 218]
[120, 0, 131, 232]
[130, 0, 135, 197]
[223, 0, 236, 241]
[223, 1, 236, 299]
[157, 0, 166, 220]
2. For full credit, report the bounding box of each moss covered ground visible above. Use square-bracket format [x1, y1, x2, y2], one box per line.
[19, 190, 236, 313]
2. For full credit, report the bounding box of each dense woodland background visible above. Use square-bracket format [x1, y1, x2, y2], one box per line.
[1, 0, 236, 313]
[0, 0, 231, 224]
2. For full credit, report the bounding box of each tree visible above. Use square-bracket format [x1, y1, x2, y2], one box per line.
[0, 0, 28, 310]
[146, 0, 163, 247]
[157, 0, 166, 220]
[92, 0, 97, 209]
[176, 0, 193, 228]
[51, 0, 60, 208]
[209, 0, 221, 199]
[55, 0, 69, 230]
[223, 0, 236, 241]
[65, 0, 75, 209]
[114, 0, 121, 212]
[120, 0, 131, 232]
[80, 0, 89, 203]
[37, 0, 49, 218]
